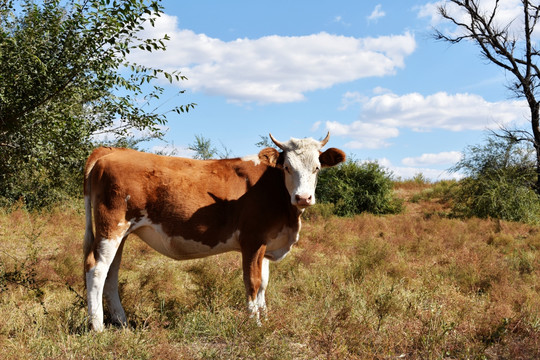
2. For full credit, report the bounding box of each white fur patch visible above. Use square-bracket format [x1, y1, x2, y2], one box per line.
[86, 235, 124, 331]
[130, 214, 241, 260]
[280, 138, 322, 206]
[256, 258, 269, 319]
[241, 154, 261, 166]
[247, 299, 260, 324]
[265, 222, 301, 262]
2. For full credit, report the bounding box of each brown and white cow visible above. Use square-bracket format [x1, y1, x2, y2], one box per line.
[83, 133, 345, 331]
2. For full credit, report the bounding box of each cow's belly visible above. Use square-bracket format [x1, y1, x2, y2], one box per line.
[132, 224, 240, 260]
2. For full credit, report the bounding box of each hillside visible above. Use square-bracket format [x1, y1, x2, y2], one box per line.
[1, 183, 539, 359]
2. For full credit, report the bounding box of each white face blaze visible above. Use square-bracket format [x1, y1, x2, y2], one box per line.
[280, 137, 322, 208]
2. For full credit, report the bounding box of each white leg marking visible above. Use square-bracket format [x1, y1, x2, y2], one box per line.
[248, 299, 262, 326]
[247, 258, 269, 326]
[256, 258, 269, 320]
[86, 266, 105, 332]
[86, 236, 122, 331]
[103, 240, 127, 326]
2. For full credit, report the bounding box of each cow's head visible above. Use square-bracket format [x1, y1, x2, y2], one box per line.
[259, 132, 345, 208]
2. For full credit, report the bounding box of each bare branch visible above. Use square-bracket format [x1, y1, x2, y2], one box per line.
[434, 0, 540, 191]
[91, 123, 132, 135]
[491, 127, 535, 144]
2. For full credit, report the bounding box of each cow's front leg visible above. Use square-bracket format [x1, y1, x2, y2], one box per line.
[256, 257, 269, 320]
[242, 244, 267, 324]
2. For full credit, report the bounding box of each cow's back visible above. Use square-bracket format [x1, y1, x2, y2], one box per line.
[85, 148, 284, 249]
[89, 149, 256, 207]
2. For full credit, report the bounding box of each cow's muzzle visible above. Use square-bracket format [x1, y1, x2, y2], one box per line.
[295, 194, 313, 208]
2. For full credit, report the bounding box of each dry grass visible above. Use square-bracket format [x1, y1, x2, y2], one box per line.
[1, 184, 540, 359]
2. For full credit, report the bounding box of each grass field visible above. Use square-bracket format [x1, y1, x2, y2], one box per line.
[1, 182, 540, 359]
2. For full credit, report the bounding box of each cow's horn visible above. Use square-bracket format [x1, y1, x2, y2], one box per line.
[320, 132, 330, 147]
[269, 133, 286, 150]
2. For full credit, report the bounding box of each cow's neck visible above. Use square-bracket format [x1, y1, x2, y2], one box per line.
[265, 167, 304, 226]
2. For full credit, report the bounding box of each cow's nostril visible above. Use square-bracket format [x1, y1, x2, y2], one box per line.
[295, 194, 312, 205]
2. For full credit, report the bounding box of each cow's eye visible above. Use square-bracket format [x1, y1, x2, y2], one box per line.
[314, 166, 320, 174]
[284, 166, 291, 173]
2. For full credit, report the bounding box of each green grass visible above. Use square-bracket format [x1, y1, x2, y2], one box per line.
[1, 186, 540, 359]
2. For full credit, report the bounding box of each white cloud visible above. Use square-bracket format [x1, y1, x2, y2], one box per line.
[326, 120, 399, 149]
[373, 86, 392, 95]
[339, 87, 393, 110]
[339, 91, 367, 110]
[90, 119, 168, 143]
[361, 91, 528, 131]
[129, 14, 416, 104]
[333, 15, 351, 27]
[328, 90, 528, 149]
[401, 151, 462, 167]
[418, 0, 530, 39]
[375, 158, 463, 181]
[151, 144, 195, 158]
[367, 5, 386, 22]
[416, 1, 445, 25]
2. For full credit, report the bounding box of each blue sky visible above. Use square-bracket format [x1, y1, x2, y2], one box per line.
[130, 0, 530, 180]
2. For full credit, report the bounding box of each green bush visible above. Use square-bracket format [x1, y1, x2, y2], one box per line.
[316, 160, 402, 216]
[452, 173, 540, 224]
[451, 134, 540, 224]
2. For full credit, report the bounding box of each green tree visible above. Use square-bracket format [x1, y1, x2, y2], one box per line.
[316, 160, 403, 217]
[0, 0, 194, 208]
[188, 134, 218, 160]
[451, 133, 540, 224]
[255, 135, 276, 149]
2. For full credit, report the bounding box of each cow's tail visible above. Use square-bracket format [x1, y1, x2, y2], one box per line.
[83, 176, 94, 275]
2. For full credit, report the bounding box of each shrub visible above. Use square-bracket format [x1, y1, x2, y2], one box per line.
[452, 174, 540, 224]
[451, 134, 540, 224]
[316, 160, 403, 216]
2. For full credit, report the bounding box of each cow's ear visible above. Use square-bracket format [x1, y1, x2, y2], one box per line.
[319, 148, 346, 168]
[258, 147, 282, 167]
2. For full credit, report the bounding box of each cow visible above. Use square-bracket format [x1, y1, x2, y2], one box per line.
[83, 133, 345, 331]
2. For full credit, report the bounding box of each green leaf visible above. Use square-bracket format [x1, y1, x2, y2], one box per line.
[0, 0, 195, 209]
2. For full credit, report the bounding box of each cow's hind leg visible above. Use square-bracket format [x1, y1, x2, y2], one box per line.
[103, 238, 127, 326]
[85, 233, 125, 331]
[242, 245, 267, 324]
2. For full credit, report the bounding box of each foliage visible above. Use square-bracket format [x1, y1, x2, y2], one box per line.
[0, 0, 194, 208]
[188, 134, 236, 159]
[254, 135, 276, 149]
[451, 134, 540, 224]
[453, 176, 540, 224]
[316, 159, 403, 216]
[188, 134, 218, 160]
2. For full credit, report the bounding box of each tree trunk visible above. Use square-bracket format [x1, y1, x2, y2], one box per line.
[531, 101, 540, 194]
